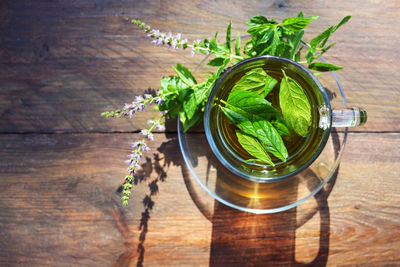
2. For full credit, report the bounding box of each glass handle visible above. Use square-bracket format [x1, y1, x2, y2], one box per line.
[332, 107, 367, 127]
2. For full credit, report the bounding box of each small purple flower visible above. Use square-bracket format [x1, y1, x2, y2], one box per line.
[140, 129, 154, 140]
[156, 124, 165, 131]
[154, 96, 164, 104]
[135, 95, 144, 103]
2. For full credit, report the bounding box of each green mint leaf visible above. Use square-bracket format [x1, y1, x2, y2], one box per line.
[180, 106, 202, 132]
[226, 90, 281, 121]
[161, 76, 188, 93]
[271, 120, 291, 136]
[279, 70, 311, 136]
[282, 16, 318, 32]
[310, 26, 334, 49]
[308, 62, 343, 72]
[231, 68, 277, 97]
[182, 89, 197, 120]
[276, 42, 292, 58]
[333, 15, 351, 33]
[235, 130, 274, 165]
[247, 24, 272, 35]
[194, 76, 216, 106]
[289, 30, 304, 60]
[208, 32, 229, 57]
[253, 120, 288, 161]
[306, 16, 351, 62]
[216, 58, 230, 77]
[199, 38, 210, 55]
[158, 76, 189, 118]
[258, 26, 280, 55]
[235, 33, 241, 56]
[255, 28, 274, 45]
[264, 73, 278, 96]
[319, 15, 351, 48]
[226, 20, 232, 52]
[297, 11, 304, 18]
[309, 42, 336, 62]
[207, 57, 226, 67]
[172, 64, 197, 87]
[182, 109, 202, 132]
[246, 15, 277, 28]
[221, 106, 258, 137]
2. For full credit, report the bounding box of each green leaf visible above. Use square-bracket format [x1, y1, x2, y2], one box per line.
[207, 57, 226, 67]
[256, 28, 274, 45]
[235, 130, 274, 165]
[246, 15, 276, 28]
[282, 16, 318, 32]
[226, 20, 232, 52]
[334, 15, 351, 33]
[160, 76, 188, 93]
[308, 62, 343, 72]
[231, 68, 277, 97]
[264, 73, 278, 96]
[235, 33, 241, 56]
[309, 42, 336, 62]
[158, 76, 189, 118]
[182, 109, 202, 132]
[194, 76, 216, 106]
[271, 120, 291, 136]
[209, 35, 229, 57]
[226, 90, 281, 122]
[297, 11, 304, 18]
[279, 70, 311, 136]
[289, 30, 304, 60]
[320, 15, 351, 47]
[215, 57, 230, 77]
[172, 64, 197, 87]
[221, 106, 258, 137]
[253, 120, 288, 161]
[182, 89, 197, 120]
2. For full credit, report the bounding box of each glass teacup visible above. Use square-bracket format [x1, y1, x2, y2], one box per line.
[204, 55, 366, 183]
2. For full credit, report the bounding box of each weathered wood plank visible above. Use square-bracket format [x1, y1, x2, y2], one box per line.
[0, 0, 399, 133]
[0, 133, 399, 266]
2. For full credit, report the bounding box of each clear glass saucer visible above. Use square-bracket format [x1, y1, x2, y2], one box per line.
[177, 56, 348, 214]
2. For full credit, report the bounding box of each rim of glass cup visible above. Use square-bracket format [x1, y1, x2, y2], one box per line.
[203, 55, 333, 183]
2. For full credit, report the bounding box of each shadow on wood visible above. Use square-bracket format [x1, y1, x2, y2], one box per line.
[179, 130, 342, 266]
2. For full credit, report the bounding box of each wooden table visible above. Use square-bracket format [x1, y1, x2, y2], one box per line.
[1, 0, 399, 266]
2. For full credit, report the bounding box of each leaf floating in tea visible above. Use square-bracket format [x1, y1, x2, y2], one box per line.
[235, 130, 274, 165]
[253, 120, 288, 161]
[271, 119, 291, 137]
[226, 90, 281, 121]
[231, 68, 277, 97]
[279, 70, 312, 137]
[221, 106, 258, 137]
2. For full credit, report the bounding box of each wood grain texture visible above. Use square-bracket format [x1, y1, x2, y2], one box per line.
[0, 133, 399, 266]
[0, 0, 399, 133]
[1, 0, 399, 266]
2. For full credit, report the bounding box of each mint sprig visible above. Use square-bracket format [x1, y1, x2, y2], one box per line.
[103, 12, 351, 206]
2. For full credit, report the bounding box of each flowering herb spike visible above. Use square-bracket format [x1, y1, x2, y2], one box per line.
[121, 115, 165, 206]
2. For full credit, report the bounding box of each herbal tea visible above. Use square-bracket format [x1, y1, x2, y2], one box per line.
[214, 64, 323, 171]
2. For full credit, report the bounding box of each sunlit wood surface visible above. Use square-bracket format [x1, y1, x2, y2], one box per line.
[1, 0, 399, 266]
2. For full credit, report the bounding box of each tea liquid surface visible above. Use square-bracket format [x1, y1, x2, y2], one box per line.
[218, 69, 320, 165]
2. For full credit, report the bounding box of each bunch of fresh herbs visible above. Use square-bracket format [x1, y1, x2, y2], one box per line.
[102, 12, 351, 206]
